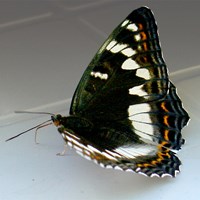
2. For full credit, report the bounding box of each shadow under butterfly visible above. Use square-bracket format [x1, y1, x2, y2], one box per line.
[8, 7, 190, 178]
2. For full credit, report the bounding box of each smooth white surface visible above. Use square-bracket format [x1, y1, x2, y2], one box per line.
[0, 1, 199, 200]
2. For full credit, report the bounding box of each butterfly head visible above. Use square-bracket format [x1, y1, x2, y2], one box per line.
[51, 114, 63, 127]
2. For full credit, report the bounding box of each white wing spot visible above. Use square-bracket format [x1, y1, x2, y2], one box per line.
[161, 173, 172, 178]
[128, 104, 154, 139]
[133, 122, 154, 138]
[121, 48, 136, 57]
[114, 166, 123, 171]
[68, 137, 85, 149]
[67, 141, 73, 147]
[100, 163, 105, 168]
[128, 103, 151, 116]
[74, 145, 83, 153]
[114, 145, 156, 159]
[150, 173, 160, 178]
[137, 45, 142, 51]
[121, 19, 129, 27]
[135, 34, 141, 41]
[134, 129, 153, 141]
[105, 150, 121, 158]
[129, 85, 148, 97]
[126, 169, 134, 172]
[83, 154, 92, 161]
[102, 152, 117, 160]
[129, 113, 152, 124]
[136, 167, 141, 172]
[91, 71, 108, 80]
[87, 145, 102, 154]
[138, 172, 148, 177]
[110, 43, 128, 53]
[127, 23, 138, 32]
[67, 132, 80, 141]
[136, 68, 151, 80]
[106, 40, 117, 51]
[121, 58, 140, 70]
[105, 165, 113, 169]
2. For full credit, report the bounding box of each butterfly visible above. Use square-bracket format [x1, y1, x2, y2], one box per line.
[10, 7, 190, 177]
[48, 6, 190, 177]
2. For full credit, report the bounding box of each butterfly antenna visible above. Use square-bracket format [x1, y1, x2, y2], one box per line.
[6, 110, 56, 142]
[5, 119, 52, 142]
[15, 110, 55, 116]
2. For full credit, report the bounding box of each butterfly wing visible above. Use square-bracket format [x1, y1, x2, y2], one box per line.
[63, 7, 189, 177]
[70, 7, 168, 118]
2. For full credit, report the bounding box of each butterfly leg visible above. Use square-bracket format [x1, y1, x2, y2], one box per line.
[34, 121, 53, 144]
[56, 144, 68, 156]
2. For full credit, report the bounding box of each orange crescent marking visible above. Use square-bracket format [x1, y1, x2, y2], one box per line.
[161, 102, 169, 112]
[137, 142, 172, 169]
[163, 115, 170, 127]
[165, 152, 171, 159]
[151, 160, 158, 165]
[137, 163, 152, 168]
[164, 130, 169, 141]
[137, 23, 143, 30]
[158, 141, 168, 150]
[142, 42, 148, 51]
[141, 32, 147, 40]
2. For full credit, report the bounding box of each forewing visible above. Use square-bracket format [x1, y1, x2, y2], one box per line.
[70, 7, 169, 119]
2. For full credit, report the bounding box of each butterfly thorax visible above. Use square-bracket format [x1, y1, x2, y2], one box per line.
[52, 114, 93, 133]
